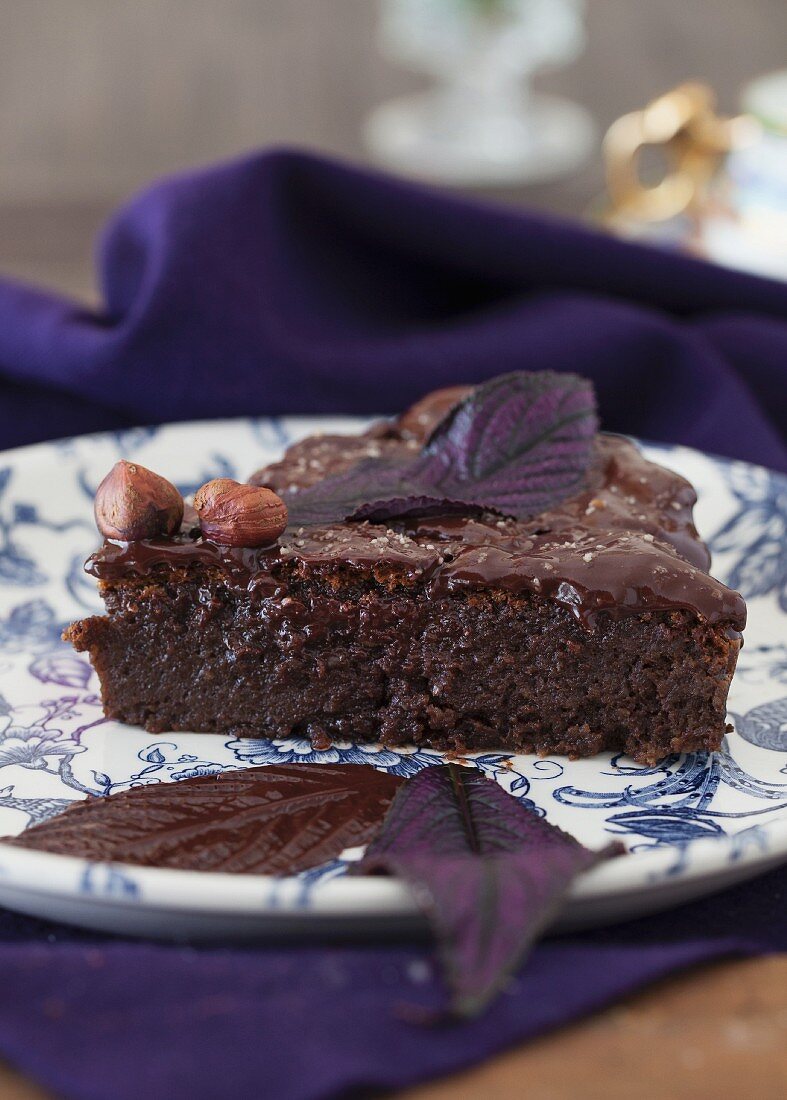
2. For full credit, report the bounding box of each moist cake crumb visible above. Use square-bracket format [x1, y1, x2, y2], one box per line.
[65, 382, 745, 765]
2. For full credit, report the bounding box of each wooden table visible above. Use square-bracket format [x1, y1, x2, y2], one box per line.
[406, 957, 787, 1100]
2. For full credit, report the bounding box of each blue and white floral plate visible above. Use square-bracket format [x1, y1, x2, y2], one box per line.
[0, 418, 784, 940]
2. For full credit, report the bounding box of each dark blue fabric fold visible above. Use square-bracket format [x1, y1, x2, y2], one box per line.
[0, 147, 785, 469]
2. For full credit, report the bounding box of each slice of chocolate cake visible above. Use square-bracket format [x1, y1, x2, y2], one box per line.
[66, 372, 745, 765]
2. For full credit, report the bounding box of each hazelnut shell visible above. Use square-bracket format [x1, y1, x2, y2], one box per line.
[194, 479, 288, 547]
[94, 460, 184, 541]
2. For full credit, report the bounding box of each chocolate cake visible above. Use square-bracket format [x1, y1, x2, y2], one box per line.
[66, 373, 745, 765]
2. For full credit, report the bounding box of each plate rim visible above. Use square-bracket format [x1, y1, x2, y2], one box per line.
[0, 811, 786, 920]
[0, 419, 785, 930]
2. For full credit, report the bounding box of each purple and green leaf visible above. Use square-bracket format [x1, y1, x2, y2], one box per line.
[286, 371, 598, 526]
[354, 763, 622, 1018]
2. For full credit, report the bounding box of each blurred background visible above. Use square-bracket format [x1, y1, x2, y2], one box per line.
[1, 0, 787, 301]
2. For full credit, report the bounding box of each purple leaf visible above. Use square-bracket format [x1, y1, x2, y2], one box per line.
[286, 372, 597, 526]
[353, 494, 486, 522]
[354, 763, 622, 1018]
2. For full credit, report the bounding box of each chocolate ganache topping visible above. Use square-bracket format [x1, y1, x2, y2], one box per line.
[5, 764, 403, 873]
[86, 384, 746, 633]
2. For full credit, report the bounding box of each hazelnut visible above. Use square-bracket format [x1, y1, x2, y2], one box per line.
[194, 479, 288, 547]
[94, 460, 184, 541]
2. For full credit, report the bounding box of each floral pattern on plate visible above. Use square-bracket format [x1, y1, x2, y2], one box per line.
[0, 420, 784, 920]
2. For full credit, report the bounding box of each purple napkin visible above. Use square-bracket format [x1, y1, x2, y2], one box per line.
[0, 147, 785, 470]
[0, 867, 783, 1100]
[0, 150, 786, 1098]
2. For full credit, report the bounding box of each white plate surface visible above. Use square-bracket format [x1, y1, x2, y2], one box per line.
[0, 418, 784, 939]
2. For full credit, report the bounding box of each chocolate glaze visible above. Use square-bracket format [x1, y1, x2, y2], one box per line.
[4, 764, 403, 874]
[88, 422, 746, 633]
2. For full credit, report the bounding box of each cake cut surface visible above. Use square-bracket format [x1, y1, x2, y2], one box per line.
[66, 374, 745, 765]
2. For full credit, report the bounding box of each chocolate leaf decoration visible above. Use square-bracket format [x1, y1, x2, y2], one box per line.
[286, 371, 598, 526]
[5, 764, 403, 875]
[353, 763, 622, 1018]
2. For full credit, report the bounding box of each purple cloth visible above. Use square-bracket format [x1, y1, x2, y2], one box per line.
[0, 148, 785, 469]
[0, 867, 784, 1100]
[0, 149, 786, 1097]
